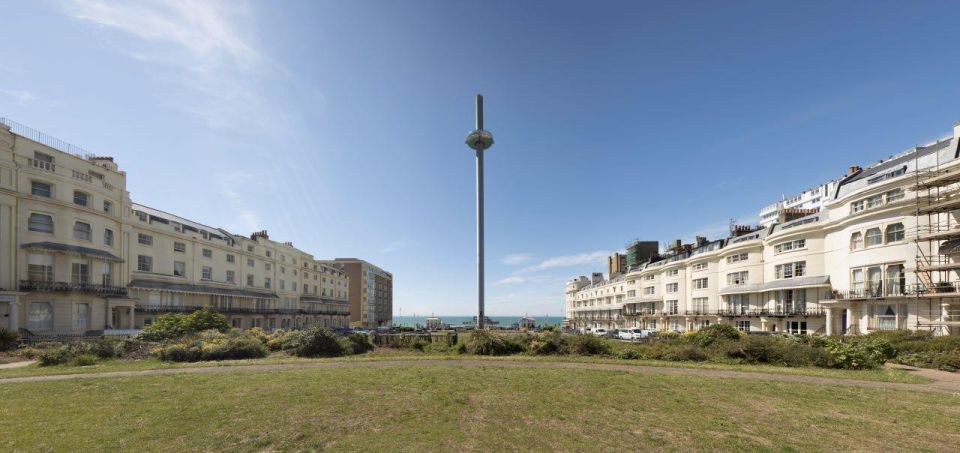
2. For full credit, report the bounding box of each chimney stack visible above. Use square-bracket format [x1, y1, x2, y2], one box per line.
[847, 165, 862, 176]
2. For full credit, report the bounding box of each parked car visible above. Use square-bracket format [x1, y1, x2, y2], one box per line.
[617, 329, 635, 340]
[624, 328, 656, 339]
[590, 328, 607, 337]
[606, 329, 621, 339]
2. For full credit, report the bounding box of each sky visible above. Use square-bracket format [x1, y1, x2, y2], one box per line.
[2, 1, 960, 317]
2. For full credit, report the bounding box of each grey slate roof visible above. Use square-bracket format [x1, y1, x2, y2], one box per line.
[128, 279, 278, 299]
[21, 242, 124, 262]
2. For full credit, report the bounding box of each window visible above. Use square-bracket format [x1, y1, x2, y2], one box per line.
[226, 270, 235, 283]
[31, 181, 52, 198]
[666, 300, 678, 315]
[851, 200, 865, 213]
[886, 264, 905, 296]
[735, 320, 751, 332]
[885, 223, 904, 243]
[138, 255, 153, 272]
[226, 254, 235, 263]
[693, 278, 708, 290]
[103, 200, 113, 214]
[104, 228, 114, 246]
[265, 277, 272, 289]
[774, 239, 806, 254]
[692, 297, 709, 312]
[266, 251, 272, 257]
[202, 266, 212, 280]
[27, 254, 53, 281]
[852, 268, 864, 293]
[643, 286, 655, 295]
[666, 269, 679, 277]
[173, 261, 186, 277]
[28, 302, 53, 330]
[666, 283, 678, 293]
[865, 194, 883, 209]
[71, 262, 89, 284]
[247, 245, 254, 252]
[202, 248, 212, 258]
[280, 279, 286, 290]
[726, 253, 748, 264]
[787, 321, 808, 335]
[138, 233, 153, 246]
[698, 319, 711, 329]
[247, 258, 254, 267]
[101, 263, 113, 287]
[28, 213, 54, 233]
[265, 263, 272, 271]
[281, 267, 286, 274]
[174, 242, 186, 253]
[73, 222, 92, 241]
[726, 271, 748, 285]
[73, 191, 89, 207]
[850, 232, 863, 250]
[727, 294, 749, 314]
[775, 261, 806, 279]
[865, 228, 882, 246]
[692, 262, 708, 271]
[73, 303, 90, 330]
[886, 188, 905, 203]
[247, 274, 255, 286]
[643, 275, 655, 281]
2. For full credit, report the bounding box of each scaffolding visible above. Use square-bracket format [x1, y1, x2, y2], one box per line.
[912, 139, 960, 335]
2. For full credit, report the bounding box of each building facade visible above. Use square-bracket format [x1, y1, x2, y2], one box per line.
[0, 118, 374, 336]
[567, 120, 960, 336]
[320, 258, 393, 328]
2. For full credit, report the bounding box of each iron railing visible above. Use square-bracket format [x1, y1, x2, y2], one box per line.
[20, 280, 128, 296]
[1, 117, 98, 159]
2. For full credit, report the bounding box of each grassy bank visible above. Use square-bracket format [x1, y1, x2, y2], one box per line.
[1, 365, 957, 451]
[0, 350, 930, 383]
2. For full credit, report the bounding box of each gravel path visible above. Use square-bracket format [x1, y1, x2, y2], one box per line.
[1, 359, 958, 394]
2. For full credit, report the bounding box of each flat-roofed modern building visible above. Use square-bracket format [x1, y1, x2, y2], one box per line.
[320, 258, 393, 328]
[0, 118, 353, 337]
[568, 120, 960, 336]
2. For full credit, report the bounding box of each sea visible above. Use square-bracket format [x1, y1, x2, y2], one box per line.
[392, 315, 565, 328]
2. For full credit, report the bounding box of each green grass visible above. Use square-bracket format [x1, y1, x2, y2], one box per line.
[0, 349, 932, 383]
[1, 365, 958, 451]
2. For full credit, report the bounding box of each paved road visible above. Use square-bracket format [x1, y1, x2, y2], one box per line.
[1, 359, 959, 394]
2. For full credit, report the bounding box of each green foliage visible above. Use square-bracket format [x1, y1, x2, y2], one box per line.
[265, 329, 301, 351]
[821, 338, 886, 370]
[72, 353, 99, 367]
[465, 330, 524, 356]
[138, 308, 230, 341]
[152, 330, 267, 362]
[346, 333, 374, 354]
[690, 324, 742, 347]
[724, 336, 830, 367]
[292, 326, 350, 358]
[526, 331, 566, 355]
[567, 334, 611, 356]
[0, 327, 19, 351]
[37, 345, 74, 366]
[615, 348, 642, 360]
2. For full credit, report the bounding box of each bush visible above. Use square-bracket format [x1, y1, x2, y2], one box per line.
[153, 330, 267, 362]
[567, 334, 611, 356]
[691, 324, 742, 347]
[138, 308, 230, 341]
[465, 330, 523, 356]
[724, 336, 829, 367]
[37, 345, 74, 366]
[72, 353, 99, 367]
[822, 338, 885, 370]
[0, 327, 19, 351]
[616, 348, 642, 360]
[346, 333, 374, 354]
[526, 331, 566, 355]
[266, 329, 301, 351]
[292, 326, 350, 358]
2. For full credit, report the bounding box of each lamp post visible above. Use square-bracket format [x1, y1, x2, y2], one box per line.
[465, 94, 494, 329]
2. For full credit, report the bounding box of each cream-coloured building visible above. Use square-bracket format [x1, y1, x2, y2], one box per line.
[567, 120, 960, 336]
[0, 118, 355, 337]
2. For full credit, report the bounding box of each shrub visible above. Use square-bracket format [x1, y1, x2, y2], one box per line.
[616, 348, 642, 360]
[526, 331, 566, 355]
[0, 327, 19, 351]
[822, 338, 885, 370]
[138, 308, 230, 341]
[153, 330, 267, 362]
[83, 337, 121, 359]
[567, 334, 611, 356]
[37, 345, 74, 366]
[72, 353, 99, 367]
[266, 329, 301, 351]
[691, 324, 742, 347]
[293, 326, 350, 358]
[725, 336, 829, 367]
[465, 330, 523, 356]
[346, 333, 374, 354]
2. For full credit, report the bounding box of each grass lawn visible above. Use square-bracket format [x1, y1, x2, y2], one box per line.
[1, 365, 958, 451]
[0, 349, 931, 383]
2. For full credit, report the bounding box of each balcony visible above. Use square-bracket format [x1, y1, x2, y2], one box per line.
[827, 283, 917, 300]
[715, 308, 826, 317]
[134, 303, 349, 316]
[20, 280, 127, 297]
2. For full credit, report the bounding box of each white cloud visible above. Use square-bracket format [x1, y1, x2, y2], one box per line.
[379, 240, 418, 254]
[214, 171, 260, 232]
[1, 89, 36, 105]
[501, 253, 534, 265]
[62, 0, 293, 136]
[520, 250, 611, 273]
[495, 276, 527, 285]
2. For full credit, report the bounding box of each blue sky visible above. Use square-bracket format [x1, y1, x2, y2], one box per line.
[2, 1, 959, 317]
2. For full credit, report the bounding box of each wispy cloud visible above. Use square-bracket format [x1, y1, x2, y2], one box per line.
[1, 89, 36, 105]
[496, 250, 611, 286]
[501, 253, 534, 265]
[214, 171, 260, 233]
[61, 0, 292, 136]
[379, 240, 418, 254]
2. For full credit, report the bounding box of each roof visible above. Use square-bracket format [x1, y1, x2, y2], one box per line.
[21, 242, 124, 262]
[301, 295, 348, 304]
[940, 238, 960, 255]
[719, 276, 831, 294]
[128, 279, 278, 299]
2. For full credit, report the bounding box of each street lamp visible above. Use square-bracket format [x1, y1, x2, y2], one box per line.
[465, 94, 494, 329]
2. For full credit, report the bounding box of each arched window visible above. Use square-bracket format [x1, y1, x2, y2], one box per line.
[850, 232, 863, 250]
[28, 213, 54, 233]
[865, 228, 882, 247]
[28, 302, 53, 330]
[885, 223, 905, 243]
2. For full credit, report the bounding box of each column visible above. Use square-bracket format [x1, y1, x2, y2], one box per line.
[825, 308, 833, 336]
[129, 306, 136, 329]
[846, 306, 854, 334]
[760, 319, 767, 331]
[944, 303, 951, 322]
[9, 301, 18, 331]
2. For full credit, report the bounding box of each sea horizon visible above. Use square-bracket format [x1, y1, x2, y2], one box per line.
[392, 315, 565, 327]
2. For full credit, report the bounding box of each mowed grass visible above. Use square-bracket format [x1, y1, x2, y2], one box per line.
[0, 349, 931, 383]
[1, 365, 958, 451]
